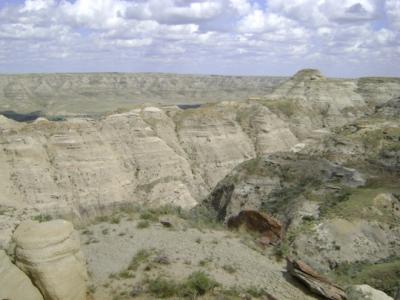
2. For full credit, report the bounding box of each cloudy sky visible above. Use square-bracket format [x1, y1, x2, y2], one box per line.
[0, 0, 399, 77]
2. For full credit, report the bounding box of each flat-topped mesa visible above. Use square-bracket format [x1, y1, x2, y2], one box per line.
[292, 69, 326, 81]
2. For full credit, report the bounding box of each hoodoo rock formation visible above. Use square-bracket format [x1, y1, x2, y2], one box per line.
[12, 220, 87, 300]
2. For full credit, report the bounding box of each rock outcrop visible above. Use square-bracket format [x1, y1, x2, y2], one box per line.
[0, 250, 44, 300]
[0, 101, 300, 220]
[12, 220, 87, 300]
[287, 258, 347, 300]
[202, 153, 365, 222]
[227, 210, 282, 245]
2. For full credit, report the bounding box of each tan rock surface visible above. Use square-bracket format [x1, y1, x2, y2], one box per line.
[349, 285, 394, 300]
[13, 220, 87, 300]
[0, 102, 298, 219]
[0, 250, 44, 300]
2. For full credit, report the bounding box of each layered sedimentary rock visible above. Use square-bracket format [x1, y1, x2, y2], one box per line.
[0, 250, 44, 300]
[287, 258, 347, 300]
[0, 102, 299, 219]
[0, 69, 398, 220]
[0, 73, 286, 114]
[12, 220, 87, 300]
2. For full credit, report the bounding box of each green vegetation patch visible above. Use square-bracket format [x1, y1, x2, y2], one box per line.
[333, 257, 400, 297]
[260, 98, 299, 117]
[146, 271, 219, 299]
[322, 187, 400, 226]
[32, 214, 53, 223]
[128, 249, 154, 271]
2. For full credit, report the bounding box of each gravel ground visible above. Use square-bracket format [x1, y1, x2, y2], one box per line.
[80, 214, 317, 300]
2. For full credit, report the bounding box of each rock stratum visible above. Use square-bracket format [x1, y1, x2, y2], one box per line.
[0, 70, 398, 233]
[0, 69, 398, 222]
[0, 73, 286, 114]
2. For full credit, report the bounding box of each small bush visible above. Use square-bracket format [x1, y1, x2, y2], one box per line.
[245, 286, 268, 297]
[148, 277, 178, 298]
[118, 270, 135, 279]
[179, 271, 219, 297]
[140, 211, 159, 222]
[110, 216, 121, 224]
[95, 215, 109, 223]
[32, 214, 52, 223]
[137, 220, 150, 229]
[128, 249, 152, 271]
[222, 264, 237, 274]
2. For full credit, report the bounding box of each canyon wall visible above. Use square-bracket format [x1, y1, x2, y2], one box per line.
[0, 70, 398, 221]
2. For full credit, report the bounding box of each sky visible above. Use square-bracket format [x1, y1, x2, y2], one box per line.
[0, 0, 399, 77]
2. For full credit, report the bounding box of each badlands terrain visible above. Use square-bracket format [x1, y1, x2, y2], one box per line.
[0, 69, 399, 300]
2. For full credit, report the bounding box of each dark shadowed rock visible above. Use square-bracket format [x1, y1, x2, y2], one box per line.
[287, 258, 347, 300]
[227, 210, 282, 245]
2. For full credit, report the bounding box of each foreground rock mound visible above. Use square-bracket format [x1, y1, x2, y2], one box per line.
[348, 285, 394, 300]
[13, 219, 87, 300]
[287, 258, 346, 300]
[0, 250, 44, 300]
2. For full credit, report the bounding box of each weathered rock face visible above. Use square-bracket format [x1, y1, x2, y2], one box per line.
[287, 258, 347, 300]
[227, 210, 282, 245]
[294, 218, 400, 272]
[265, 69, 367, 136]
[0, 250, 44, 300]
[12, 220, 87, 300]
[0, 102, 300, 220]
[0, 69, 398, 221]
[348, 285, 394, 300]
[201, 150, 400, 278]
[202, 153, 365, 223]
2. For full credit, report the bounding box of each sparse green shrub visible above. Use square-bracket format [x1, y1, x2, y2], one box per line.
[137, 220, 150, 229]
[334, 257, 400, 297]
[32, 214, 52, 223]
[261, 98, 298, 117]
[118, 270, 135, 279]
[140, 211, 159, 222]
[148, 277, 178, 298]
[110, 216, 121, 224]
[128, 249, 152, 271]
[222, 264, 237, 274]
[88, 285, 97, 294]
[179, 271, 219, 297]
[47, 115, 66, 122]
[245, 286, 268, 297]
[82, 229, 93, 235]
[95, 215, 109, 223]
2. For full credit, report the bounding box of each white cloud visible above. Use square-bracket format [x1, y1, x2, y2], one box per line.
[60, 0, 129, 29]
[124, 0, 223, 24]
[386, 0, 400, 30]
[0, 0, 398, 76]
[22, 0, 55, 12]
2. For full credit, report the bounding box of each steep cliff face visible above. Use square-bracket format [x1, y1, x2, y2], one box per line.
[0, 70, 399, 220]
[0, 101, 301, 219]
